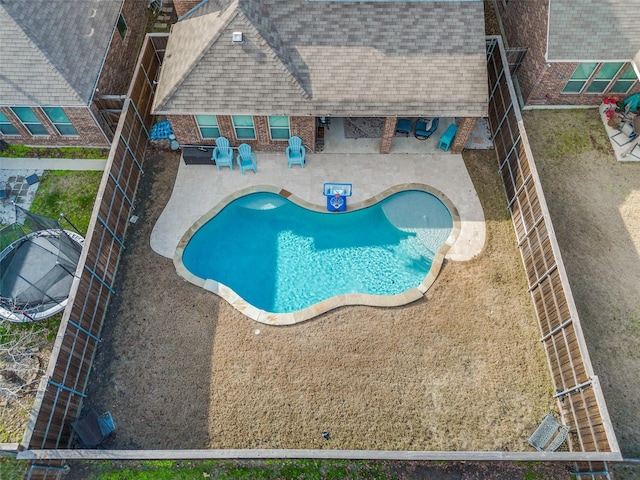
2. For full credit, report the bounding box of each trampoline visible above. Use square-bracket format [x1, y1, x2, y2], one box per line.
[0, 205, 84, 323]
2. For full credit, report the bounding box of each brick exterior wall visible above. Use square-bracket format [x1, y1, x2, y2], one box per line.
[166, 114, 200, 145]
[528, 63, 640, 107]
[0, 106, 108, 147]
[498, 1, 640, 106]
[168, 115, 317, 153]
[451, 117, 476, 154]
[174, 0, 201, 18]
[499, 0, 549, 105]
[95, 0, 149, 97]
[380, 117, 397, 154]
[290, 116, 316, 153]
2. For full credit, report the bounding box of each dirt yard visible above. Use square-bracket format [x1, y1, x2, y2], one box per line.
[83, 145, 553, 452]
[524, 109, 640, 477]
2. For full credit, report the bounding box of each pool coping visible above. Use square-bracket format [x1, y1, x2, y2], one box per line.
[174, 183, 461, 325]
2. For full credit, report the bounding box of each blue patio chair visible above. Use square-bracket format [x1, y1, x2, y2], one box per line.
[414, 118, 439, 140]
[236, 143, 257, 175]
[438, 123, 458, 151]
[286, 136, 306, 168]
[396, 118, 412, 136]
[212, 136, 233, 170]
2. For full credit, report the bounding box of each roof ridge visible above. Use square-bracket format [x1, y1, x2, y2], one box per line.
[154, 0, 240, 111]
[0, 5, 83, 105]
[235, 10, 310, 100]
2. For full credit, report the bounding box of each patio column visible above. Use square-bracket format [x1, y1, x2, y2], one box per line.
[450, 117, 477, 154]
[290, 116, 316, 153]
[379, 117, 397, 154]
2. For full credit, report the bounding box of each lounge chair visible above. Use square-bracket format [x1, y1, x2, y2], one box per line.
[236, 143, 257, 175]
[212, 136, 233, 170]
[70, 409, 116, 447]
[527, 414, 570, 452]
[396, 118, 412, 136]
[286, 136, 306, 168]
[414, 118, 439, 140]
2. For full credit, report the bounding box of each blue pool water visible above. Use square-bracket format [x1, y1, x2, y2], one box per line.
[182, 191, 453, 313]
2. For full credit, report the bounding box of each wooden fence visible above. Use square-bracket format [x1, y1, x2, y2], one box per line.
[485, 36, 619, 456]
[20, 34, 167, 479]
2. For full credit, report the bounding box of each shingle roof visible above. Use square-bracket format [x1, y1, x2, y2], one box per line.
[548, 0, 640, 61]
[154, 0, 488, 117]
[0, 0, 123, 106]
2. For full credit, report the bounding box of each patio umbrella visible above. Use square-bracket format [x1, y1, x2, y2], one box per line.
[622, 93, 640, 113]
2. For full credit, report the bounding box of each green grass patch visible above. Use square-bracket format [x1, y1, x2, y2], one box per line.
[0, 314, 61, 345]
[0, 458, 26, 480]
[0, 145, 108, 159]
[29, 170, 102, 235]
[72, 459, 391, 480]
[523, 109, 612, 164]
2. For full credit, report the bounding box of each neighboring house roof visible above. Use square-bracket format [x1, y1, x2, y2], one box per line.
[154, 0, 488, 117]
[547, 0, 640, 62]
[0, 0, 123, 106]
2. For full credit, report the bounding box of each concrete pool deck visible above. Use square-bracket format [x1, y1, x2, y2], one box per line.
[150, 152, 486, 263]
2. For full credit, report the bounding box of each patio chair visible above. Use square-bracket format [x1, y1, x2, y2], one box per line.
[236, 143, 257, 175]
[70, 409, 116, 447]
[286, 136, 306, 168]
[396, 118, 412, 136]
[414, 118, 439, 140]
[527, 414, 570, 452]
[438, 123, 458, 151]
[212, 136, 234, 170]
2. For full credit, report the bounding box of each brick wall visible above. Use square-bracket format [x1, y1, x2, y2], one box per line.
[0, 106, 108, 147]
[379, 117, 397, 154]
[168, 115, 316, 153]
[528, 63, 640, 107]
[290, 116, 316, 152]
[499, 0, 549, 105]
[174, 0, 201, 18]
[96, 0, 149, 97]
[167, 114, 200, 145]
[451, 117, 476, 154]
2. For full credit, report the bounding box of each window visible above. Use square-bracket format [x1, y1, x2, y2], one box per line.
[42, 107, 78, 136]
[268, 116, 290, 140]
[232, 115, 256, 140]
[563, 62, 638, 94]
[195, 115, 220, 139]
[562, 63, 598, 93]
[610, 64, 638, 93]
[0, 111, 19, 135]
[117, 14, 127, 39]
[11, 107, 48, 135]
[585, 62, 624, 93]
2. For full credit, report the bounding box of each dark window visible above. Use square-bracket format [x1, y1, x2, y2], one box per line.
[42, 107, 78, 136]
[11, 107, 48, 136]
[0, 111, 19, 136]
[117, 14, 127, 40]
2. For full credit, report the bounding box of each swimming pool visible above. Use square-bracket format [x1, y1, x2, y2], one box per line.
[175, 186, 458, 323]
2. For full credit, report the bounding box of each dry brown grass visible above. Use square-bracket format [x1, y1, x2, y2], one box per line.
[87, 147, 552, 451]
[523, 109, 640, 476]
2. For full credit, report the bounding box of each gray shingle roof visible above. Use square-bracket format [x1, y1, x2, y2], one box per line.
[154, 0, 488, 117]
[0, 0, 123, 106]
[548, 0, 640, 61]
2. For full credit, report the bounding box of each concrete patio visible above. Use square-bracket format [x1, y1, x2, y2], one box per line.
[150, 150, 486, 263]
